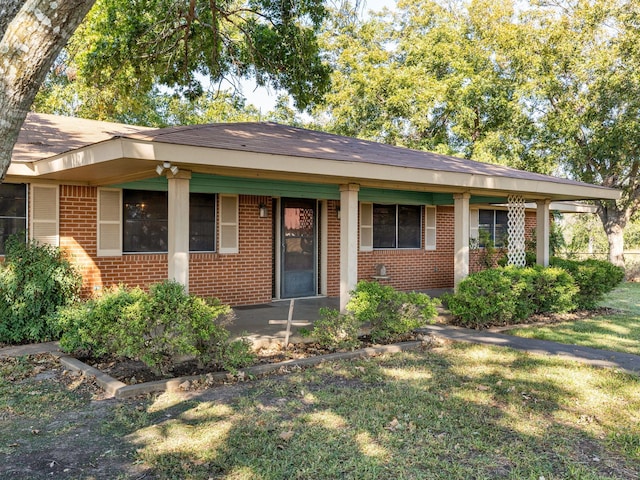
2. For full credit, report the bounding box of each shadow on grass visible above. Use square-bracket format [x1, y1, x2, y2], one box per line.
[119, 345, 639, 479]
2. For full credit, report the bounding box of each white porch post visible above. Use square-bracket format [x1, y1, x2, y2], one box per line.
[454, 193, 471, 289]
[340, 183, 360, 312]
[168, 170, 191, 291]
[536, 199, 551, 267]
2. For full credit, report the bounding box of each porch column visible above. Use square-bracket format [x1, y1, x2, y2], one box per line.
[536, 199, 551, 267]
[168, 170, 191, 291]
[454, 193, 471, 289]
[340, 183, 360, 312]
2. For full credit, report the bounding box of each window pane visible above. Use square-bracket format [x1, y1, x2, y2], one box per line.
[398, 205, 421, 248]
[495, 210, 508, 247]
[190, 193, 215, 251]
[373, 204, 396, 248]
[0, 184, 27, 254]
[478, 209, 495, 247]
[123, 190, 168, 252]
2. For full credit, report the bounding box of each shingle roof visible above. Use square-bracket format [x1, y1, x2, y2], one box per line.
[12, 113, 608, 193]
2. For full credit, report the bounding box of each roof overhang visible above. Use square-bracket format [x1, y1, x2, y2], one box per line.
[8, 135, 621, 203]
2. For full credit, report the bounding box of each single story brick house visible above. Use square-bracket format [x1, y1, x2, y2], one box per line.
[5, 113, 619, 309]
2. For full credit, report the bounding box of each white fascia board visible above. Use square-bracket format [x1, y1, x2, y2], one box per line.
[19, 137, 621, 202]
[142, 141, 620, 201]
[29, 139, 126, 176]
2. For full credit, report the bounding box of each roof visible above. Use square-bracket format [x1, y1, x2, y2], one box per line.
[8, 113, 619, 202]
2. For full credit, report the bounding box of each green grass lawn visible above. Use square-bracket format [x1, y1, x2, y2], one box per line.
[504, 282, 640, 356]
[2, 344, 639, 479]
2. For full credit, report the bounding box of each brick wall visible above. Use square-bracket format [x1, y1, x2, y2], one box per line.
[56, 184, 543, 305]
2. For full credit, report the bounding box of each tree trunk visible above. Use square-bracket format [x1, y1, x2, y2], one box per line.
[0, 0, 96, 180]
[597, 200, 629, 269]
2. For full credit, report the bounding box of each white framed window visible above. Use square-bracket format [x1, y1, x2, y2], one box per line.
[372, 204, 421, 249]
[0, 183, 27, 254]
[479, 209, 508, 247]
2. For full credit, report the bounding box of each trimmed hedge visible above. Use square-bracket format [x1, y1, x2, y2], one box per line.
[445, 259, 624, 329]
[55, 281, 254, 376]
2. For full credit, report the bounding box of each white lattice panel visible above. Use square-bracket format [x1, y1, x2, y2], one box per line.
[507, 195, 527, 267]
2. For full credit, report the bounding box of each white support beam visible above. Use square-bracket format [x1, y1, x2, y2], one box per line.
[340, 183, 360, 312]
[168, 170, 191, 290]
[454, 193, 471, 289]
[536, 199, 551, 267]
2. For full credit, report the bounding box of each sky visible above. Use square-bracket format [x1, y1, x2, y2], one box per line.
[241, 0, 397, 112]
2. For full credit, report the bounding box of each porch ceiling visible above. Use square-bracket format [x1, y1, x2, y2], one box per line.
[9, 113, 620, 203]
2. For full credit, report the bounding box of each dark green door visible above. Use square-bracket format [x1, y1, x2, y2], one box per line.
[281, 198, 317, 298]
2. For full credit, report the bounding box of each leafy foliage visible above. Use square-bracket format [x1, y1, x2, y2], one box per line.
[56, 281, 254, 375]
[549, 258, 625, 310]
[0, 237, 82, 344]
[444, 266, 578, 329]
[309, 282, 438, 349]
[310, 307, 361, 350]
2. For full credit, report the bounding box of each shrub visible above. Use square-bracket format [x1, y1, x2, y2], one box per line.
[57, 281, 254, 376]
[444, 268, 519, 328]
[550, 258, 625, 309]
[0, 237, 82, 344]
[444, 265, 578, 328]
[346, 281, 438, 343]
[311, 307, 361, 350]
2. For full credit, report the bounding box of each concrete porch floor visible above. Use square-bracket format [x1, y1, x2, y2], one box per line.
[229, 289, 452, 347]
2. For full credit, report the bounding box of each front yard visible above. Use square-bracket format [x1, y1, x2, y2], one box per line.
[2, 340, 639, 479]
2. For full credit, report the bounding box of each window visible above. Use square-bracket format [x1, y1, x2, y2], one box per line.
[122, 190, 219, 253]
[0, 183, 27, 254]
[123, 190, 168, 253]
[372, 204, 422, 249]
[189, 193, 216, 252]
[479, 209, 508, 247]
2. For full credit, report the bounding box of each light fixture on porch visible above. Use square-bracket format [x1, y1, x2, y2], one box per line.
[336, 206, 341, 220]
[156, 161, 179, 176]
[259, 203, 268, 218]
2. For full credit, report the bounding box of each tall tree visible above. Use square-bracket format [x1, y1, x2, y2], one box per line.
[318, 0, 640, 266]
[507, 0, 640, 267]
[0, 0, 330, 178]
[317, 0, 544, 171]
[0, 0, 97, 180]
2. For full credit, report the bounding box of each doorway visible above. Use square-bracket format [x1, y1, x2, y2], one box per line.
[281, 198, 317, 298]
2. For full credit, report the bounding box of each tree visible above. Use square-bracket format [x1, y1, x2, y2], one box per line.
[318, 0, 640, 266]
[0, 0, 330, 177]
[0, 0, 97, 180]
[316, 0, 546, 172]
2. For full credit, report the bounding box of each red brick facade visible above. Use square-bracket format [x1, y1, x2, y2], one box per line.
[54, 185, 538, 306]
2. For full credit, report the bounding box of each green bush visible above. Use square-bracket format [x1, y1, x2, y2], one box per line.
[550, 258, 625, 309]
[444, 268, 519, 328]
[57, 281, 254, 376]
[0, 237, 82, 344]
[311, 307, 361, 350]
[346, 281, 438, 343]
[444, 265, 578, 328]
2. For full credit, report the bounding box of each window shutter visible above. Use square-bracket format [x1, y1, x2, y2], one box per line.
[425, 206, 437, 251]
[31, 184, 59, 246]
[98, 188, 122, 256]
[360, 202, 373, 251]
[470, 208, 479, 246]
[219, 194, 239, 254]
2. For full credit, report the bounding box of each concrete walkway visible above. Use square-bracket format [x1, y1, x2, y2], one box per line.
[2, 296, 639, 376]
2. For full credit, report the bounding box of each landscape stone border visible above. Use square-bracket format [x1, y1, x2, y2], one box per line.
[57, 340, 428, 400]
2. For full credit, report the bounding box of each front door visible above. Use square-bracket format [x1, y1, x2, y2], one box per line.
[281, 198, 317, 298]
